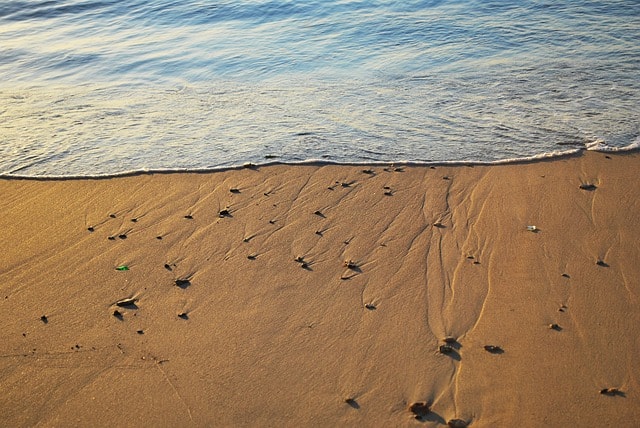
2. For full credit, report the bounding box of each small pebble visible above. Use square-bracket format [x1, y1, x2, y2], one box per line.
[439, 345, 454, 354]
[579, 183, 597, 190]
[344, 260, 358, 269]
[600, 387, 620, 395]
[409, 402, 430, 419]
[484, 345, 503, 354]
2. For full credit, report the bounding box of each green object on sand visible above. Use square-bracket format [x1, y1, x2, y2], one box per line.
[116, 265, 129, 271]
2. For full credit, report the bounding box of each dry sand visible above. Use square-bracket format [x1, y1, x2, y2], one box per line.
[1, 150, 639, 427]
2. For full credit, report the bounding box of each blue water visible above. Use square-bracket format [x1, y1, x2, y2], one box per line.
[1, 0, 639, 176]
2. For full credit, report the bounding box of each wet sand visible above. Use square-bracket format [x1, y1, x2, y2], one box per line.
[1, 150, 639, 427]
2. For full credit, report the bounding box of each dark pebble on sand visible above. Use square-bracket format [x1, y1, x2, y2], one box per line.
[87, 227, 94, 232]
[230, 188, 240, 193]
[409, 402, 430, 419]
[136, 330, 144, 335]
[579, 183, 597, 191]
[178, 312, 189, 320]
[447, 419, 468, 428]
[600, 388, 620, 396]
[108, 236, 116, 241]
[443, 336, 457, 344]
[175, 279, 191, 288]
[40, 315, 48, 324]
[109, 214, 117, 218]
[113, 310, 123, 319]
[439, 345, 454, 354]
[549, 323, 561, 331]
[484, 345, 503, 354]
[118, 234, 127, 239]
[365, 304, 376, 310]
[219, 209, 231, 218]
[184, 215, 193, 219]
[596, 260, 609, 267]
[247, 255, 257, 260]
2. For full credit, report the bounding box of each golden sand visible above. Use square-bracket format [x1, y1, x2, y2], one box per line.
[1, 151, 638, 427]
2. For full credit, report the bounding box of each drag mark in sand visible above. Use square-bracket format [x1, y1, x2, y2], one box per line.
[153, 359, 194, 422]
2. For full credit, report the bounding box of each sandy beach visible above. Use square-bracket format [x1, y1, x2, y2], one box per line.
[1, 150, 638, 427]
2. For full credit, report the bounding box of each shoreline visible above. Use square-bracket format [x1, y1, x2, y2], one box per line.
[3, 142, 639, 180]
[1, 150, 639, 426]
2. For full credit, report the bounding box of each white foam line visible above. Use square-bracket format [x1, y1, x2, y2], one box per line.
[1, 142, 638, 180]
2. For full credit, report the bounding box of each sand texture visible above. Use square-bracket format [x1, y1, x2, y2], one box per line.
[1, 151, 639, 427]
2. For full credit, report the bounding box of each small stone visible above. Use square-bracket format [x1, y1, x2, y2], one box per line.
[579, 183, 597, 191]
[409, 402, 430, 419]
[184, 214, 193, 219]
[178, 312, 189, 320]
[118, 234, 127, 239]
[344, 260, 358, 270]
[229, 188, 240, 193]
[136, 330, 144, 335]
[219, 209, 231, 218]
[447, 419, 468, 428]
[365, 304, 376, 310]
[175, 279, 191, 288]
[596, 260, 609, 267]
[439, 345, 454, 354]
[600, 387, 620, 395]
[247, 255, 257, 260]
[484, 345, 503, 354]
[113, 310, 123, 319]
[549, 323, 561, 330]
[87, 227, 94, 232]
[115, 297, 137, 307]
[443, 336, 457, 344]
[40, 315, 48, 323]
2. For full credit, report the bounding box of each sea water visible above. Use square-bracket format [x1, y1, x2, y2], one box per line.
[1, 0, 639, 176]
